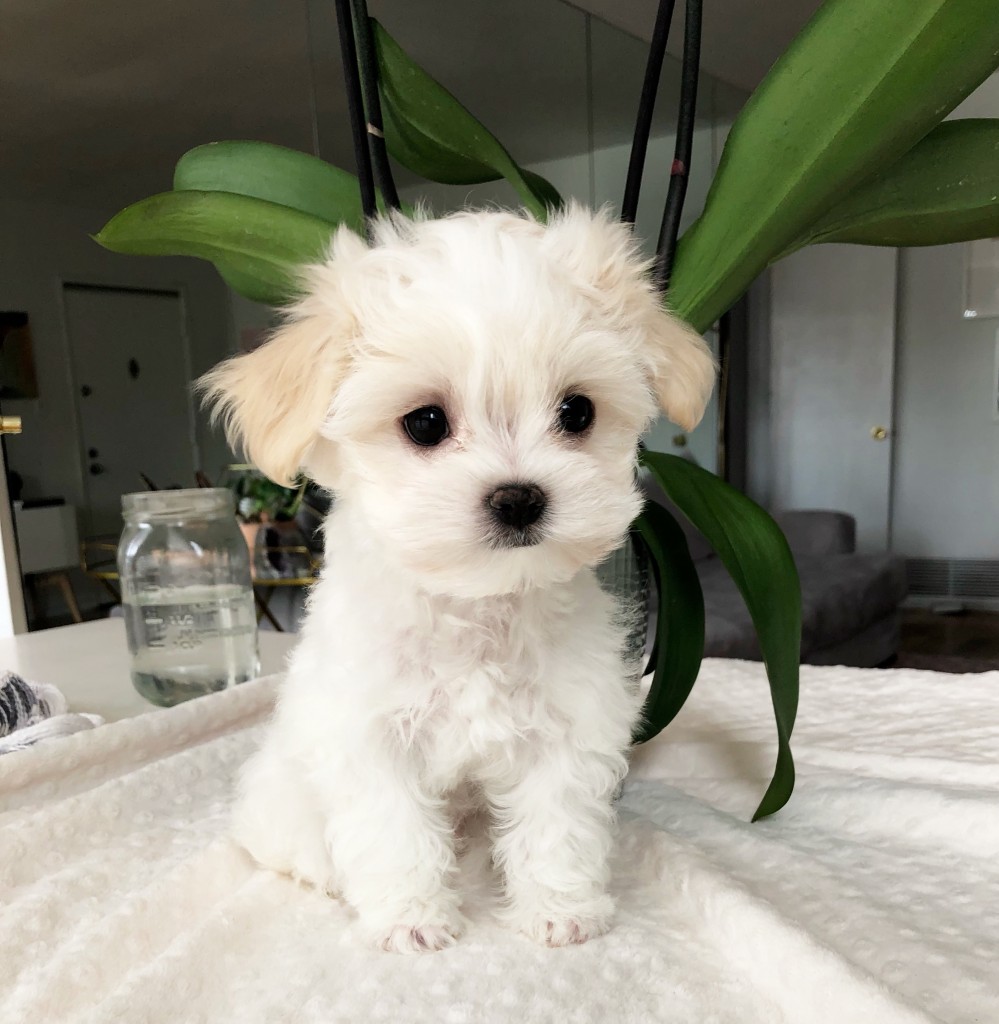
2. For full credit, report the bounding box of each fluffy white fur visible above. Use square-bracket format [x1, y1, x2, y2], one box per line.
[200, 204, 715, 953]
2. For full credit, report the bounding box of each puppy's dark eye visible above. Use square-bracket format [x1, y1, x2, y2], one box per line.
[557, 394, 594, 434]
[403, 405, 449, 446]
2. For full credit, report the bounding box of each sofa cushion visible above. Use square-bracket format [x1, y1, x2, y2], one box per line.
[774, 510, 856, 557]
[698, 553, 907, 662]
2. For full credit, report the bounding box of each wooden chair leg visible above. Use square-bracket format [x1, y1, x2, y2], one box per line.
[254, 588, 283, 632]
[23, 574, 40, 627]
[55, 571, 84, 624]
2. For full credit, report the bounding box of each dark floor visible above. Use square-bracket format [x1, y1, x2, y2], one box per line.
[896, 608, 999, 673]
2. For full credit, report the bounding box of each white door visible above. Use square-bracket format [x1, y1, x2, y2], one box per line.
[769, 245, 897, 552]
[64, 285, 197, 537]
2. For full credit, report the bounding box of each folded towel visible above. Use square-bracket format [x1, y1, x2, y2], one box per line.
[0, 671, 103, 754]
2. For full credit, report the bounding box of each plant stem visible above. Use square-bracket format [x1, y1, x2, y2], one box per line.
[654, 0, 703, 294]
[350, 0, 402, 211]
[621, 0, 678, 225]
[286, 478, 309, 520]
[333, 0, 377, 228]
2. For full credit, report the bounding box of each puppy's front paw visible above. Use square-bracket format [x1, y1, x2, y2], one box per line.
[522, 913, 609, 947]
[378, 921, 461, 954]
[509, 887, 614, 947]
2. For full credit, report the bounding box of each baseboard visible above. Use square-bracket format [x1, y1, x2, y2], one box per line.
[903, 594, 999, 613]
[905, 558, 999, 608]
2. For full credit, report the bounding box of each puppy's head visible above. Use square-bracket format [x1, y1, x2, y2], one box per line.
[201, 204, 715, 598]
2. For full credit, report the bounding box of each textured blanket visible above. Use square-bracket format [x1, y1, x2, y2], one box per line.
[1, 660, 995, 1024]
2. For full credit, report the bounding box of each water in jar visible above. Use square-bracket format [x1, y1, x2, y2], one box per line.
[123, 583, 258, 706]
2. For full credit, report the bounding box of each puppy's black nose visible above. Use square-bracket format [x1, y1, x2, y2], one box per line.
[488, 483, 547, 529]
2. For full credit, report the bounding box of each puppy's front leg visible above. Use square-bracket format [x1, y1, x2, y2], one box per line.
[485, 742, 626, 947]
[322, 752, 463, 954]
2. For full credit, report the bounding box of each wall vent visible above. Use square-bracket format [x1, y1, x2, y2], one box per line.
[907, 558, 999, 599]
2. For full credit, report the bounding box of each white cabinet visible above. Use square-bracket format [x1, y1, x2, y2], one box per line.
[13, 503, 79, 574]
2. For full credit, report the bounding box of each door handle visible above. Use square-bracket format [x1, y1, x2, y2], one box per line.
[89, 463, 105, 476]
[0, 416, 22, 436]
[870, 426, 889, 441]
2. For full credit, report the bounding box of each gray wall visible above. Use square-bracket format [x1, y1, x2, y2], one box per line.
[402, 126, 719, 252]
[753, 73, 999, 559]
[757, 239, 999, 560]
[0, 193, 234, 512]
[893, 246, 999, 557]
[889, 74, 999, 558]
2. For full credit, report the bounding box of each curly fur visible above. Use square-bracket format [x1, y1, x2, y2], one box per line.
[200, 204, 715, 952]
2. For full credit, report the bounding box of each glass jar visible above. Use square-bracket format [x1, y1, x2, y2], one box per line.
[118, 488, 258, 706]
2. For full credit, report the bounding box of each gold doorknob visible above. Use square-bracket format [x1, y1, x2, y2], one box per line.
[0, 416, 22, 436]
[870, 425, 888, 441]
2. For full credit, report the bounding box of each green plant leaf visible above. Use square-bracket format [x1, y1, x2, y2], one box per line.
[522, 168, 565, 213]
[372, 18, 561, 218]
[669, 0, 999, 333]
[783, 119, 999, 252]
[174, 141, 367, 232]
[380, 88, 496, 184]
[213, 259, 290, 306]
[632, 502, 705, 745]
[94, 191, 336, 305]
[640, 451, 801, 821]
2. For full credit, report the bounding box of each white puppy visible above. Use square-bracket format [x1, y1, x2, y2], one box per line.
[201, 204, 714, 953]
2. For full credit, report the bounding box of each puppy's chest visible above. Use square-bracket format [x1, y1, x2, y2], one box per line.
[390, 603, 557, 754]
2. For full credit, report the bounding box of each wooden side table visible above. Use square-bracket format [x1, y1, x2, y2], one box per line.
[80, 537, 121, 601]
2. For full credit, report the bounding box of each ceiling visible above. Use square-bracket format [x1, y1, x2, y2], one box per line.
[0, 0, 821, 212]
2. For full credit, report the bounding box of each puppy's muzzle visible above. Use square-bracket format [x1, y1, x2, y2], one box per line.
[487, 483, 547, 547]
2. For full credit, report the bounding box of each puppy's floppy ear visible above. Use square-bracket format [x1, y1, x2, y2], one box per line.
[198, 228, 365, 486]
[634, 296, 717, 432]
[543, 203, 717, 431]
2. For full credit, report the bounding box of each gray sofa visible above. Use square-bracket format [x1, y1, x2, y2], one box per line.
[643, 483, 907, 667]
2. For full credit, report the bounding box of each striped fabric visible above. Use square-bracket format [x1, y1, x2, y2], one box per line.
[0, 672, 100, 754]
[0, 671, 60, 736]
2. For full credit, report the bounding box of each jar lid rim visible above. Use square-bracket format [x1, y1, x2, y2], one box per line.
[122, 488, 234, 518]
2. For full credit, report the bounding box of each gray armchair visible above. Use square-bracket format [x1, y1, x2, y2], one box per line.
[642, 478, 907, 667]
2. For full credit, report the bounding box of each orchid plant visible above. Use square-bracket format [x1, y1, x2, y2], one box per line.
[95, 0, 999, 819]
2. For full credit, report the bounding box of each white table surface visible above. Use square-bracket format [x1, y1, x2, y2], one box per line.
[0, 619, 297, 723]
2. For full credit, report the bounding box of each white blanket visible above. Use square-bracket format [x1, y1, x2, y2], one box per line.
[1, 660, 996, 1024]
